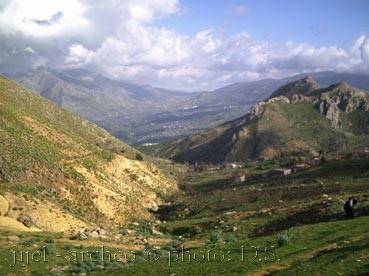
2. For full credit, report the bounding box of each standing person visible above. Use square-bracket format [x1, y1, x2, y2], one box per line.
[344, 197, 357, 219]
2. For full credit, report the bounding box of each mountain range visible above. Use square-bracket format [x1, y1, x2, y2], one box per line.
[12, 67, 369, 145]
[144, 76, 369, 164]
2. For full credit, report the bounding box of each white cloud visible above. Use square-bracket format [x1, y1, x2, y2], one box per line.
[0, 0, 88, 37]
[360, 37, 369, 64]
[0, 0, 368, 90]
[65, 44, 93, 66]
[24, 47, 36, 54]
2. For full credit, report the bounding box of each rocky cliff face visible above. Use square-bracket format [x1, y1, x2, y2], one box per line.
[281, 81, 369, 129]
[274, 80, 369, 129]
[312, 82, 369, 128]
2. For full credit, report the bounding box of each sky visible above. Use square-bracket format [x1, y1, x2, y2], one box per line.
[0, 0, 368, 91]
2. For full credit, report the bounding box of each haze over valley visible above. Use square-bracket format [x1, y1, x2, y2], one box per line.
[10, 67, 369, 145]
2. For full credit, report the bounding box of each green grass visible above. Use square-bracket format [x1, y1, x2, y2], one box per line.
[146, 158, 369, 275]
[1, 158, 369, 275]
[1, 74, 369, 274]
[145, 92, 369, 165]
[0, 75, 174, 225]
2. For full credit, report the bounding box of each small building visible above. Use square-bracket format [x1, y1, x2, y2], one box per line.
[235, 174, 247, 183]
[269, 168, 292, 177]
[208, 166, 221, 171]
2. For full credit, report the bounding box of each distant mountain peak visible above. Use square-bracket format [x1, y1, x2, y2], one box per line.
[315, 81, 367, 98]
[269, 76, 320, 100]
[327, 81, 351, 90]
[302, 75, 315, 82]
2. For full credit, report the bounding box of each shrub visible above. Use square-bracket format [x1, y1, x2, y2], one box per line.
[21, 237, 40, 247]
[68, 261, 100, 273]
[135, 153, 143, 161]
[207, 230, 222, 247]
[276, 231, 292, 247]
[83, 158, 98, 171]
[224, 233, 237, 243]
[101, 150, 115, 162]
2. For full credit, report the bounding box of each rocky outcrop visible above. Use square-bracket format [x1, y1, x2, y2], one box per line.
[269, 76, 320, 100]
[164, 77, 369, 164]
[267, 96, 290, 104]
[17, 214, 35, 228]
[313, 82, 369, 128]
[270, 79, 369, 129]
[249, 101, 266, 120]
[249, 96, 290, 121]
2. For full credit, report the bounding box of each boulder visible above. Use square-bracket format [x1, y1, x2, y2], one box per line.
[151, 226, 164, 236]
[149, 204, 159, 212]
[267, 96, 290, 104]
[125, 229, 136, 235]
[17, 214, 34, 228]
[89, 230, 100, 239]
[99, 229, 107, 236]
[7, 235, 20, 243]
[70, 230, 88, 240]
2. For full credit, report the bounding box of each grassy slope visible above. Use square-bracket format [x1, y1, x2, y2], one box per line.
[122, 159, 369, 275]
[0, 158, 368, 274]
[152, 101, 352, 164]
[0, 75, 177, 230]
[0, 75, 138, 179]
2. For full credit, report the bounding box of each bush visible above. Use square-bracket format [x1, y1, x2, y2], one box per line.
[83, 158, 98, 171]
[276, 231, 292, 247]
[207, 230, 222, 247]
[21, 237, 40, 247]
[224, 233, 237, 243]
[135, 153, 144, 161]
[101, 150, 115, 162]
[68, 261, 101, 273]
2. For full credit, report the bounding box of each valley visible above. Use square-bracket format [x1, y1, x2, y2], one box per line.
[1, 1, 368, 275]
[12, 68, 369, 145]
[1, 157, 369, 275]
[0, 74, 369, 275]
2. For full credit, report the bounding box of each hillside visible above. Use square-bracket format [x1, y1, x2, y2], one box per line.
[1, 73, 369, 275]
[2, 156, 368, 274]
[13, 68, 369, 144]
[0, 75, 177, 235]
[145, 77, 369, 164]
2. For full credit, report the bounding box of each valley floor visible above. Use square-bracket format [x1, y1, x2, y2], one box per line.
[1, 158, 369, 275]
